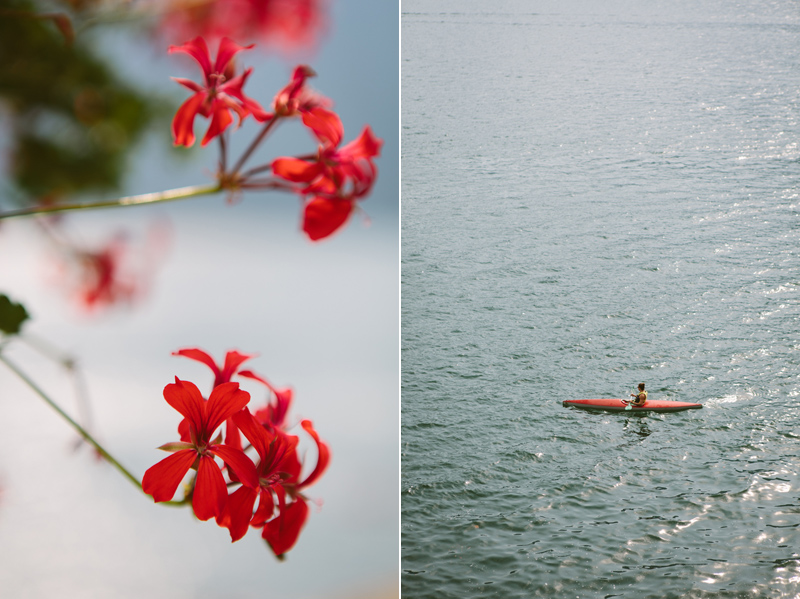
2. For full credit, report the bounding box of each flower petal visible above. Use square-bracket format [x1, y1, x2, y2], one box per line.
[142, 449, 197, 503]
[200, 102, 234, 146]
[171, 92, 206, 147]
[302, 197, 354, 241]
[173, 348, 222, 380]
[218, 485, 258, 542]
[298, 419, 330, 488]
[163, 378, 205, 435]
[222, 69, 272, 122]
[204, 382, 250, 434]
[272, 157, 322, 183]
[262, 497, 310, 557]
[302, 107, 343, 148]
[192, 454, 228, 521]
[232, 407, 273, 461]
[220, 350, 255, 382]
[251, 488, 276, 528]
[214, 37, 254, 74]
[210, 442, 259, 489]
[238, 371, 293, 429]
[338, 125, 383, 161]
[169, 36, 212, 79]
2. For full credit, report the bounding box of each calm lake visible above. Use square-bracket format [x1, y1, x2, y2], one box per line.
[402, 1, 800, 596]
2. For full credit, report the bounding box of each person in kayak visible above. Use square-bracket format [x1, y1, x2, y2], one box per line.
[626, 383, 647, 407]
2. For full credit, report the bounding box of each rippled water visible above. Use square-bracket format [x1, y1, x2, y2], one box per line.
[401, 1, 800, 596]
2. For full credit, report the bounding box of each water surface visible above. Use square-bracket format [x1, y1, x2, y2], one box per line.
[402, 1, 800, 596]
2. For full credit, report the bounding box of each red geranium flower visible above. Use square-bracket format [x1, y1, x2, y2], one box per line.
[142, 378, 258, 521]
[218, 408, 330, 556]
[169, 36, 269, 147]
[173, 347, 271, 448]
[272, 107, 382, 240]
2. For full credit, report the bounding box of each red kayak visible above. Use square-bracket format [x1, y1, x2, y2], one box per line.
[563, 398, 702, 413]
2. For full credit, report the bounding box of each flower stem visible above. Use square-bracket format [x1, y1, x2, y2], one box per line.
[219, 132, 228, 175]
[230, 117, 280, 176]
[0, 183, 223, 220]
[0, 353, 144, 493]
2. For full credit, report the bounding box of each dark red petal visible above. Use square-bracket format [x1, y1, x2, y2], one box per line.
[214, 37, 254, 74]
[302, 197, 354, 241]
[220, 350, 255, 382]
[210, 443, 259, 489]
[278, 437, 303, 482]
[302, 107, 343, 148]
[142, 449, 197, 503]
[251, 488, 276, 528]
[304, 174, 338, 197]
[204, 382, 250, 434]
[237, 371, 292, 429]
[171, 93, 205, 147]
[192, 455, 228, 521]
[219, 485, 258, 542]
[237, 369, 271, 388]
[173, 348, 222, 380]
[298, 419, 331, 488]
[270, 389, 293, 430]
[272, 157, 322, 183]
[163, 378, 205, 433]
[220, 68, 271, 123]
[224, 417, 243, 451]
[338, 125, 383, 161]
[169, 36, 212, 79]
[262, 498, 310, 557]
[200, 103, 234, 146]
[232, 407, 273, 461]
[178, 417, 191, 442]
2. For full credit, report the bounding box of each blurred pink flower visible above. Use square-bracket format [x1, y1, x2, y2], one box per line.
[158, 0, 328, 52]
[51, 222, 170, 314]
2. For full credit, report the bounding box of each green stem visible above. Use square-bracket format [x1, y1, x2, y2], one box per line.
[0, 353, 144, 493]
[0, 183, 222, 220]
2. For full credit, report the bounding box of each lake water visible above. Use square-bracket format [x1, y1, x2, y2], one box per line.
[401, 1, 800, 597]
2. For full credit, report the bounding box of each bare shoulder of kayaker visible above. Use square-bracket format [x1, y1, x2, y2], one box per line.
[630, 383, 647, 406]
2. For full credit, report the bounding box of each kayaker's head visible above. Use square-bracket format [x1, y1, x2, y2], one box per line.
[638, 383, 645, 391]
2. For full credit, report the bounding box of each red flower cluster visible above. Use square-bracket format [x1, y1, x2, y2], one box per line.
[168, 36, 383, 241]
[142, 348, 330, 557]
[158, 0, 327, 51]
[272, 108, 382, 240]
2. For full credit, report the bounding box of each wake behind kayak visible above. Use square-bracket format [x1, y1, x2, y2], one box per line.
[563, 398, 702, 413]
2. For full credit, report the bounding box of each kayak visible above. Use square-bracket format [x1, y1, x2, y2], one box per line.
[563, 398, 702, 413]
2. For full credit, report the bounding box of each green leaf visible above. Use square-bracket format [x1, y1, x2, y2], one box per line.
[0, 294, 30, 335]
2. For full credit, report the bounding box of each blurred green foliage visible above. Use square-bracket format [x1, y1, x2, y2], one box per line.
[0, 293, 30, 335]
[0, 0, 162, 205]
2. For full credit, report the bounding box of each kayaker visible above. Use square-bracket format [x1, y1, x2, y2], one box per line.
[627, 383, 647, 407]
